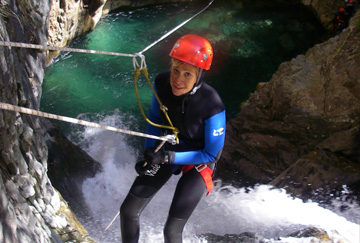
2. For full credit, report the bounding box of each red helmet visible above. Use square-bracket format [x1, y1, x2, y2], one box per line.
[169, 34, 213, 70]
[339, 7, 345, 13]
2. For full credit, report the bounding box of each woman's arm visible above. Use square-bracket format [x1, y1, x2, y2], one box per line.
[173, 110, 226, 165]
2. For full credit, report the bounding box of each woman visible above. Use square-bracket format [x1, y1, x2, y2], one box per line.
[120, 34, 226, 243]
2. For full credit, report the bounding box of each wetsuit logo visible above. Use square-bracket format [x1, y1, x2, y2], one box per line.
[213, 127, 224, 136]
[145, 164, 161, 176]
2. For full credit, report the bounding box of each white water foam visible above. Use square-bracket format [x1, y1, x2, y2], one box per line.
[71, 113, 360, 243]
[191, 183, 359, 243]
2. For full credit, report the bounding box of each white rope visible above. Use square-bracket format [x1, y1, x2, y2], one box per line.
[138, 0, 215, 54]
[0, 102, 176, 143]
[0, 40, 135, 57]
[104, 211, 120, 231]
[132, 53, 147, 70]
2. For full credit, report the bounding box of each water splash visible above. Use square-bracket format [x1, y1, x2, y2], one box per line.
[192, 183, 359, 242]
[69, 113, 359, 243]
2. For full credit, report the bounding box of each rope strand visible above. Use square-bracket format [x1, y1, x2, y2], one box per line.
[0, 102, 176, 144]
[0, 40, 135, 57]
[138, 0, 214, 54]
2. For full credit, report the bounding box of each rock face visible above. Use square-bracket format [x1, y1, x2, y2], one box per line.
[47, 0, 105, 62]
[0, 1, 98, 242]
[300, 0, 347, 29]
[216, 9, 360, 201]
[47, 0, 190, 63]
[0, 1, 63, 242]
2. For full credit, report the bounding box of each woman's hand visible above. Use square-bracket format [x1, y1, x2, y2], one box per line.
[144, 147, 174, 165]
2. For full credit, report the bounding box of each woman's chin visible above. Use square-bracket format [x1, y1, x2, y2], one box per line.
[172, 88, 185, 96]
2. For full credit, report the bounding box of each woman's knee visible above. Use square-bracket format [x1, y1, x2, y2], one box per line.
[164, 216, 187, 243]
[120, 193, 149, 219]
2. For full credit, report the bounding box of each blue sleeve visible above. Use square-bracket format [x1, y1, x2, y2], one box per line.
[144, 85, 162, 149]
[173, 110, 226, 165]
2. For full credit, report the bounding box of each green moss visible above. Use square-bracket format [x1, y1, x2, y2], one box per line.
[333, 40, 346, 58]
[54, 189, 97, 243]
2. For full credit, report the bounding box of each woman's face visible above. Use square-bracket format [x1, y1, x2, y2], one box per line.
[170, 61, 199, 96]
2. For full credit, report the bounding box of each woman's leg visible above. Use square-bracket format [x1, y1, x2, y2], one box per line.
[120, 164, 173, 243]
[120, 193, 150, 243]
[164, 168, 207, 243]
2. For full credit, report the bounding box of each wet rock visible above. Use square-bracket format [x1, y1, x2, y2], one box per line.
[270, 149, 360, 201]
[216, 9, 360, 201]
[201, 232, 259, 243]
[43, 119, 102, 207]
[200, 227, 332, 243]
[287, 226, 329, 239]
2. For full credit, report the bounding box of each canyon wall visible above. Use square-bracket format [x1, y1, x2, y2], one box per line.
[216, 8, 360, 201]
[0, 1, 95, 242]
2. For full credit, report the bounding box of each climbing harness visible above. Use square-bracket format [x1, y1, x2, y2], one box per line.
[182, 164, 214, 196]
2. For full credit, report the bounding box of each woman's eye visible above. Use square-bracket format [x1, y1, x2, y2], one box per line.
[185, 72, 192, 78]
[173, 68, 179, 73]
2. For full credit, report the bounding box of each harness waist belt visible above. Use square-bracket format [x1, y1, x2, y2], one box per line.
[182, 164, 213, 196]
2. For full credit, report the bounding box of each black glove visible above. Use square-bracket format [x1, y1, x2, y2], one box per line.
[135, 160, 152, 175]
[144, 147, 174, 165]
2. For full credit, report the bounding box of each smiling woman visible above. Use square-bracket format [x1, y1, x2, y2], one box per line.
[168, 34, 212, 96]
[170, 60, 199, 96]
[120, 33, 226, 242]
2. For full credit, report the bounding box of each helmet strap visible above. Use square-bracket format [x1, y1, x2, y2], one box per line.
[190, 69, 204, 95]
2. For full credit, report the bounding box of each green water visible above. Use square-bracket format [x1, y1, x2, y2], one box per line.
[41, 1, 325, 137]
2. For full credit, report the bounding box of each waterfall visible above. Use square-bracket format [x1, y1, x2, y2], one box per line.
[70, 112, 359, 243]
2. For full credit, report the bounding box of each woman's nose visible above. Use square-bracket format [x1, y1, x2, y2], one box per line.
[174, 74, 184, 84]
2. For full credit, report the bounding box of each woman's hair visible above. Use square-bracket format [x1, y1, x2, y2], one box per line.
[170, 58, 200, 77]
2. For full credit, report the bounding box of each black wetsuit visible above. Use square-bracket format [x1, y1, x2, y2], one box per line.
[120, 72, 226, 243]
